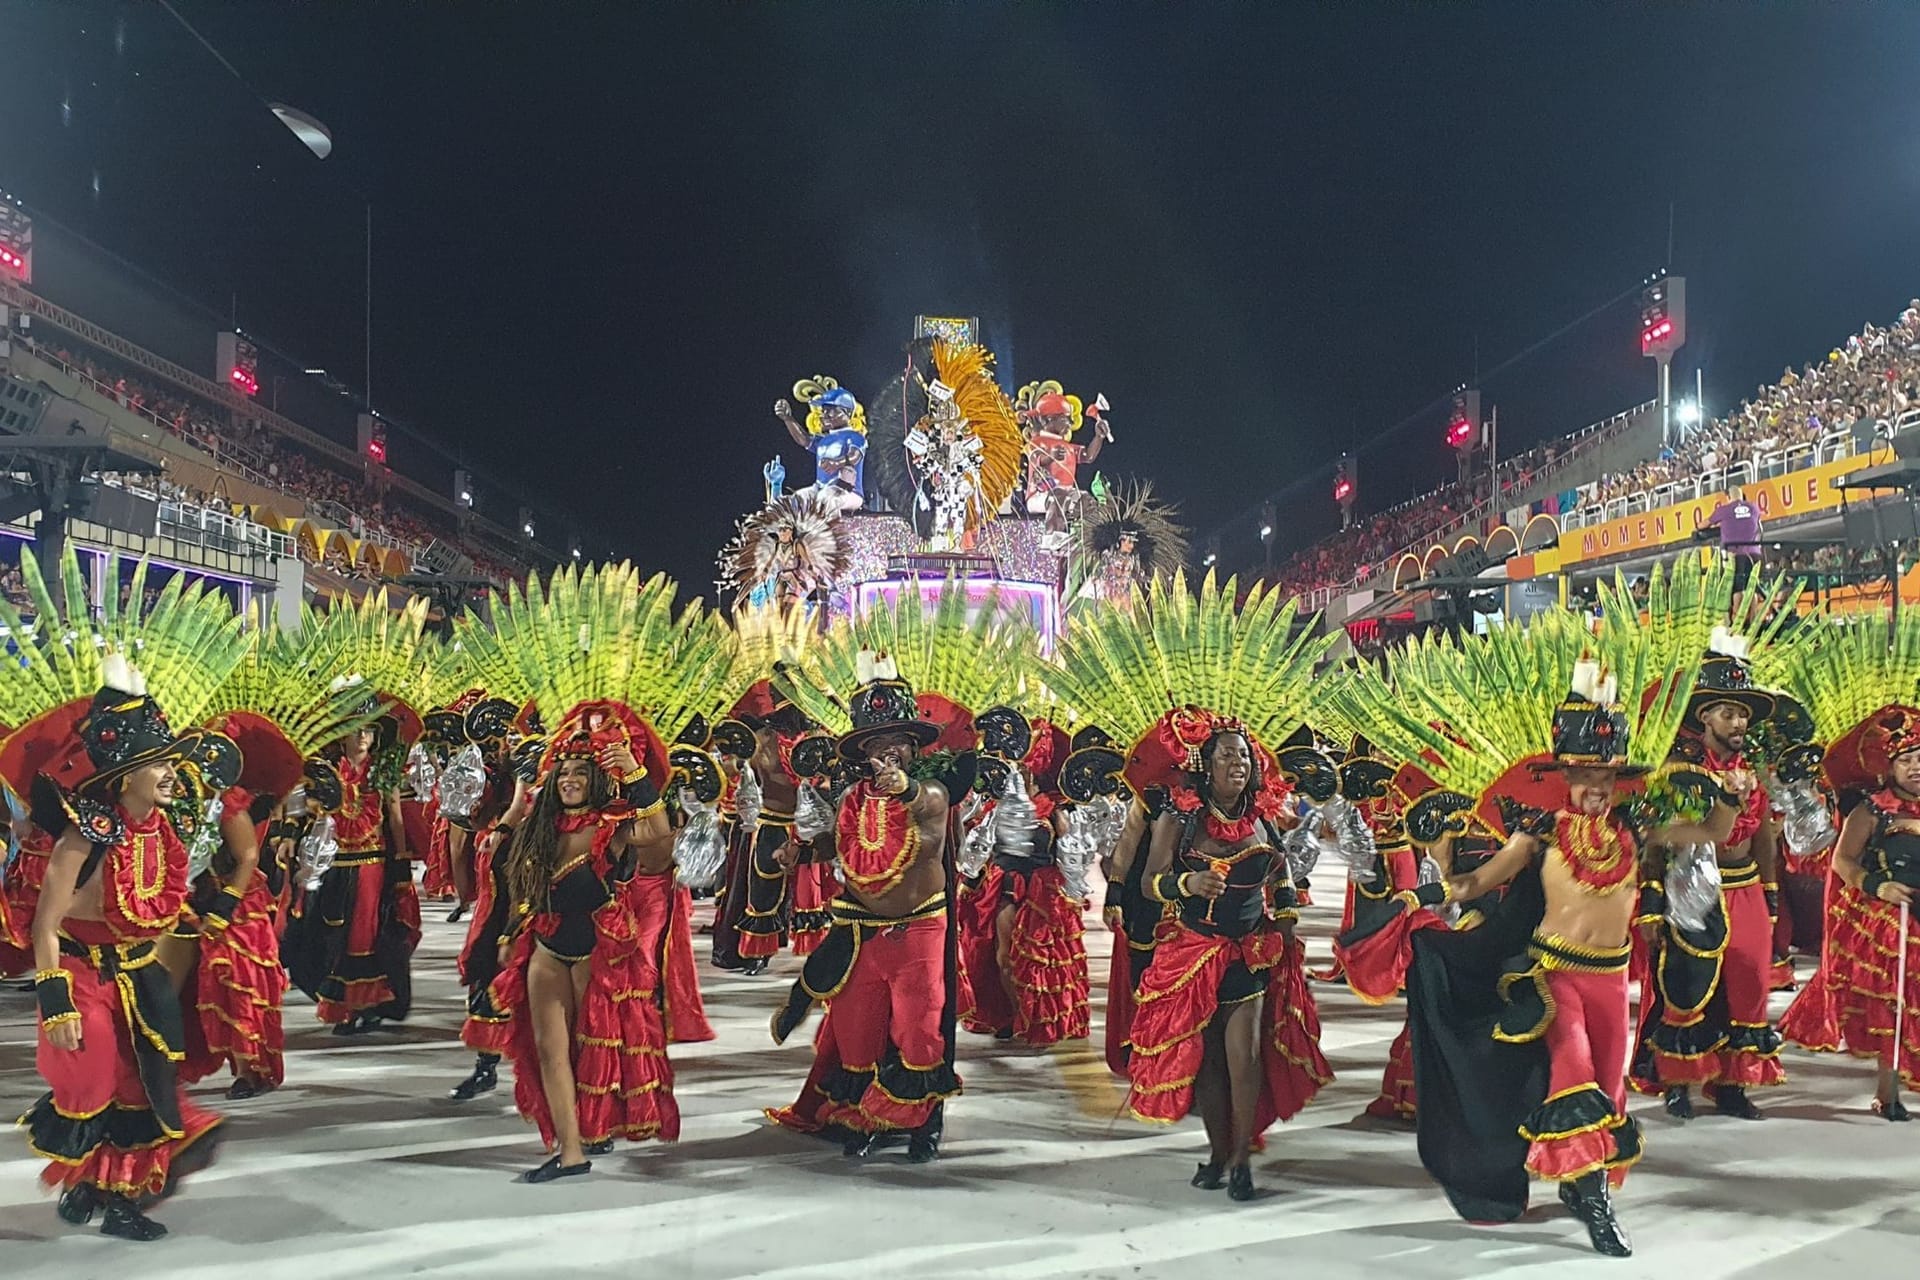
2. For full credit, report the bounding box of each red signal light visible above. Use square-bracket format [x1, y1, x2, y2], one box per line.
[1332, 477, 1353, 502]
[228, 365, 259, 397]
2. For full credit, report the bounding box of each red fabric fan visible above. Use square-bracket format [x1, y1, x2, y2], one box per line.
[213, 710, 305, 801]
[916, 692, 976, 754]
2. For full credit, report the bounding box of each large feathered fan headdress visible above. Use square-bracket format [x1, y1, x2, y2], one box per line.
[718, 491, 849, 605]
[1072, 479, 1189, 591]
[1045, 570, 1333, 789]
[866, 339, 1024, 541]
[772, 579, 1035, 750]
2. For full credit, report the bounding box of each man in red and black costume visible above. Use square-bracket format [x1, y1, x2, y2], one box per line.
[767, 656, 965, 1163]
[445, 699, 533, 1102]
[1373, 668, 1749, 1258]
[959, 710, 1089, 1046]
[713, 684, 829, 973]
[1632, 646, 1784, 1120]
[283, 685, 420, 1035]
[21, 661, 228, 1240]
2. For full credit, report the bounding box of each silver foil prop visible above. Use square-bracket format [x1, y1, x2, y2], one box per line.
[1281, 818, 1320, 883]
[404, 742, 439, 800]
[297, 815, 340, 891]
[1776, 777, 1837, 857]
[1665, 842, 1723, 934]
[1057, 805, 1099, 899]
[436, 743, 487, 820]
[734, 766, 762, 833]
[673, 789, 727, 889]
[992, 768, 1039, 862]
[183, 794, 225, 882]
[1089, 795, 1130, 861]
[794, 782, 835, 844]
[958, 803, 995, 878]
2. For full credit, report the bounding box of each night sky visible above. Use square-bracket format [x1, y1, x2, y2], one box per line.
[2, 3, 1918, 590]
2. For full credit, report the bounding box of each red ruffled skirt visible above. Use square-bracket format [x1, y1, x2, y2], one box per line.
[1126, 923, 1331, 1131]
[185, 882, 288, 1086]
[489, 885, 679, 1148]
[960, 864, 1090, 1044]
[660, 882, 715, 1043]
[421, 811, 456, 900]
[1366, 1021, 1418, 1119]
[1780, 875, 1920, 1089]
[790, 862, 837, 956]
[1104, 924, 1142, 1076]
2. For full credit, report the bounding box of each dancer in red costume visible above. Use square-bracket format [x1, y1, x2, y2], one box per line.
[1098, 782, 1167, 1074]
[1124, 714, 1332, 1202]
[1780, 704, 1920, 1119]
[713, 685, 827, 972]
[283, 684, 421, 1035]
[768, 656, 964, 1163]
[960, 710, 1089, 1046]
[1632, 643, 1784, 1119]
[21, 661, 230, 1240]
[490, 701, 675, 1181]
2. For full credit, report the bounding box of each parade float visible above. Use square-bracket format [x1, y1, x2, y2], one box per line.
[717, 317, 1186, 647]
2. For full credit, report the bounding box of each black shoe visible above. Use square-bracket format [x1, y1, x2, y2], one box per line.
[1191, 1162, 1225, 1190]
[1712, 1086, 1763, 1120]
[57, 1183, 99, 1225]
[225, 1077, 260, 1101]
[907, 1106, 943, 1164]
[1227, 1164, 1256, 1202]
[100, 1194, 168, 1241]
[1663, 1086, 1693, 1121]
[584, 1139, 615, 1157]
[331, 1015, 364, 1037]
[519, 1155, 591, 1184]
[842, 1132, 877, 1159]
[450, 1056, 499, 1101]
[1564, 1174, 1632, 1258]
[446, 904, 467, 924]
[740, 958, 770, 976]
[1875, 1096, 1911, 1122]
[994, 1027, 1017, 1042]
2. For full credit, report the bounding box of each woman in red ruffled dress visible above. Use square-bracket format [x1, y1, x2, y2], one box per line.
[1126, 719, 1331, 1202]
[961, 715, 1090, 1046]
[1780, 705, 1920, 1120]
[490, 703, 675, 1182]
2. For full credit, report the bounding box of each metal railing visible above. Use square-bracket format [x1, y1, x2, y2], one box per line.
[1295, 400, 1652, 610]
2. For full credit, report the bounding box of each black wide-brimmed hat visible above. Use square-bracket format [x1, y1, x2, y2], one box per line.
[71, 659, 215, 801]
[837, 654, 940, 761]
[1684, 650, 1776, 730]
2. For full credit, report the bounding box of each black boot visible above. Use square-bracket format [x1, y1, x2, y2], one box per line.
[1712, 1085, 1763, 1120]
[1562, 1173, 1632, 1258]
[1663, 1086, 1693, 1120]
[907, 1104, 943, 1164]
[1227, 1164, 1256, 1202]
[1875, 1095, 1911, 1122]
[842, 1131, 877, 1160]
[450, 1054, 500, 1101]
[57, 1183, 100, 1225]
[99, 1194, 168, 1241]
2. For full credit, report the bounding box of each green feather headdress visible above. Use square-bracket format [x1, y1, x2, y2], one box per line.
[0, 548, 248, 734]
[772, 580, 1036, 735]
[1044, 570, 1333, 751]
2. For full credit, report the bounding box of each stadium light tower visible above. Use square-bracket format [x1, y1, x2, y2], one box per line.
[1640, 272, 1688, 445]
[1333, 455, 1357, 530]
[1446, 389, 1482, 489]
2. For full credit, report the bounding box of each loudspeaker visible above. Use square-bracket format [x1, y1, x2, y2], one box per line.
[1843, 497, 1920, 547]
[74, 482, 159, 536]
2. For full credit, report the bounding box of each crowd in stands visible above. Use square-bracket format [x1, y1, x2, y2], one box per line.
[1577, 302, 1920, 513]
[1266, 300, 1920, 601]
[21, 334, 525, 584]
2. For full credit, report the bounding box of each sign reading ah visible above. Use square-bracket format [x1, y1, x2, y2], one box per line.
[1569, 449, 1889, 564]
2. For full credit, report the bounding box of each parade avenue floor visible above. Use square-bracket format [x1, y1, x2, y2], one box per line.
[3, 871, 1917, 1280]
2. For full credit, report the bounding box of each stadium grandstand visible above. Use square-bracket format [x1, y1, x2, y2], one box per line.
[1252, 296, 1920, 652]
[0, 190, 574, 628]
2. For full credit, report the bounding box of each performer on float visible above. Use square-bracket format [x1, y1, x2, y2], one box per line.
[1015, 381, 1110, 526]
[1776, 612, 1920, 1119]
[718, 492, 850, 612]
[958, 710, 1090, 1046]
[774, 376, 867, 513]
[866, 339, 1024, 553]
[1334, 579, 1750, 1259]
[1046, 572, 1334, 1201]
[767, 653, 966, 1162]
[1073, 480, 1190, 608]
[21, 657, 235, 1240]
[1632, 636, 1784, 1119]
